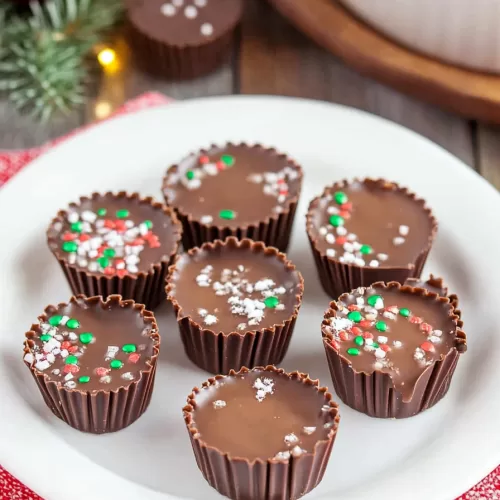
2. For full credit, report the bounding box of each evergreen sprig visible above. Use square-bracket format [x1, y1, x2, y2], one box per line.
[0, 0, 123, 121]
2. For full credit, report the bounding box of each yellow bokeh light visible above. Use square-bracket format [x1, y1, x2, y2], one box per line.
[94, 101, 112, 120]
[97, 48, 116, 67]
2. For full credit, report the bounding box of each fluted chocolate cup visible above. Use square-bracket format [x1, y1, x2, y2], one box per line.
[47, 191, 182, 310]
[183, 365, 340, 500]
[306, 178, 438, 299]
[166, 238, 304, 374]
[23, 295, 160, 434]
[162, 143, 304, 252]
[322, 282, 467, 419]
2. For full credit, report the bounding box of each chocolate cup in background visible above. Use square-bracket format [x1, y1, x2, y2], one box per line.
[126, 1, 243, 80]
[322, 282, 467, 419]
[183, 365, 340, 500]
[23, 295, 160, 434]
[47, 192, 182, 310]
[306, 178, 438, 299]
[162, 143, 304, 252]
[166, 238, 304, 374]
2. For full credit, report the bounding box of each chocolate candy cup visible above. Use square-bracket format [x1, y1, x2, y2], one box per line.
[322, 282, 467, 419]
[23, 295, 160, 434]
[166, 237, 304, 374]
[47, 191, 182, 310]
[306, 178, 438, 299]
[183, 365, 340, 500]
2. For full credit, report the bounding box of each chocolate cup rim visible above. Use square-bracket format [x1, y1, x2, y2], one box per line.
[183, 364, 340, 464]
[23, 294, 161, 396]
[305, 178, 438, 271]
[321, 281, 467, 400]
[161, 142, 304, 230]
[46, 191, 183, 279]
[166, 237, 305, 336]
[125, 0, 244, 50]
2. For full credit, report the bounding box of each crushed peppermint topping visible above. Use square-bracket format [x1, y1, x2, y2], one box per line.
[253, 377, 274, 402]
[213, 400, 226, 409]
[302, 426, 316, 435]
[284, 433, 299, 445]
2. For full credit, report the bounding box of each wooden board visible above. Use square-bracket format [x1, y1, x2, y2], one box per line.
[267, 0, 500, 124]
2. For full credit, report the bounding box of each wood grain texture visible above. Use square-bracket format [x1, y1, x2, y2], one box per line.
[240, 0, 474, 168]
[267, 0, 500, 124]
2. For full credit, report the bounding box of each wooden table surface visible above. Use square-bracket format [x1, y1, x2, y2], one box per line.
[2, 0, 500, 190]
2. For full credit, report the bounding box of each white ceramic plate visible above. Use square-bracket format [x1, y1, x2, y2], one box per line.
[0, 96, 498, 500]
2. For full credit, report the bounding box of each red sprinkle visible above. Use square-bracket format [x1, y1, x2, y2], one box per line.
[62, 232, 78, 241]
[339, 210, 351, 219]
[410, 316, 423, 324]
[149, 240, 161, 249]
[351, 326, 362, 336]
[348, 304, 359, 311]
[128, 353, 141, 364]
[386, 306, 399, 314]
[68, 345, 79, 354]
[131, 238, 145, 246]
[104, 267, 116, 276]
[95, 367, 108, 377]
[336, 236, 347, 245]
[64, 364, 79, 374]
[339, 331, 349, 341]
[277, 179, 286, 184]
[421, 341, 434, 352]
[115, 220, 127, 232]
[330, 340, 340, 351]
[420, 323, 433, 333]
[199, 155, 210, 164]
[279, 189, 288, 196]
[359, 320, 373, 328]
[380, 344, 391, 352]
[103, 220, 115, 229]
[362, 331, 374, 339]
[79, 234, 90, 242]
[61, 341, 71, 350]
[216, 161, 225, 171]
[340, 202, 353, 211]
[116, 269, 128, 278]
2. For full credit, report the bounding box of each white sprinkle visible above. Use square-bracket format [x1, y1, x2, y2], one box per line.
[399, 225, 409, 236]
[393, 236, 405, 246]
[377, 253, 388, 261]
[81, 210, 97, 223]
[369, 260, 379, 268]
[172, 0, 183, 5]
[356, 297, 365, 306]
[375, 348, 386, 359]
[322, 404, 331, 412]
[23, 353, 34, 364]
[125, 255, 139, 265]
[68, 332, 77, 341]
[60, 349, 68, 358]
[275, 451, 291, 460]
[100, 375, 111, 384]
[325, 233, 335, 244]
[43, 338, 60, 353]
[253, 377, 275, 402]
[51, 369, 60, 375]
[197, 308, 208, 317]
[433, 330, 443, 337]
[121, 372, 134, 381]
[275, 304, 285, 311]
[324, 422, 334, 429]
[365, 338, 374, 346]
[336, 226, 347, 236]
[88, 262, 99, 272]
[284, 433, 299, 445]
[161, 3, 176, 16]
[354, 258, 365, 267]
[326, 248, 336, 258]
[343, 242, 354, 253]
[414, 348, 425, 361]
[330, 317, 353, 333]
[291, 446, 305, 457]
[302, 426, 316, 435]
[429, 335, 441, 344]
[65, 381, 77, 389]
[106, 346, 119, 359]
[374, 361, 384, 370]
[327, 206, 339, 214]
[127, 264, 139, 274]
[67, 212, 79, 223]
[204, 314, 218, 326]
[184, 5, 197, 18]
[185, 178, 201, 190]
[64, 373, 74, 381]
[59, 315, 69, 326]
[194, 0, 207, 6]
[237, 323, 247, 330]
[347, 233, 357, 241]
[200, 22, 213, 36]
[319, 226, 328, 236]
[68, 253, 77, 265]
[377, 336, 388, 344]
[393, 340, 403, 348]
[213, 400, 226, 409]
[200, 215, 213, 224]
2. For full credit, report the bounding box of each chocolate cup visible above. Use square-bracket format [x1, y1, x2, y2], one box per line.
[306, 178, 438, 299]
[162, 143, 304, 252]
[46, 192, 182, 310]
[126, 3, 243, 80]
[322, 282, 467, 419]
[183, 365, 340, 500]
[166, 238, 304, 374]
[23, 295, 160, 434]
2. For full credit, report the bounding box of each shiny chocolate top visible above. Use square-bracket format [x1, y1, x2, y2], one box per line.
[307, 179, 435, 268]
[163, 144, 302, 228]
[188, 368, 337, 460]
[168, 239, 302, 333]
[47, 193, 181, 276]
[322, 284, 457, 400]
[127, 0, 243, 46]
[23, 296, 159, 392]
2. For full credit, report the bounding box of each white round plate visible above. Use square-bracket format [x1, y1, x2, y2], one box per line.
[0, 96, 498, 500]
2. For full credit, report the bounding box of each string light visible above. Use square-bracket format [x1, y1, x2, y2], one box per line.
[97, 48, 117, 67]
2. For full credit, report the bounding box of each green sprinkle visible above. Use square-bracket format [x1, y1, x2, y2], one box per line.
[103, 248, 116, 258]
[78, 376, 90, 384]
[186, 170, 195, 180]
[399, 308, 411, 317]
[372, 341, 379, 349]
[347, 311, 362, 323]
[48, 315, 62, 326]
[70, 221, 83, 233]
[347, 347, 360, 356]
[334, 191, 348, 205]
[375, 321, 388, 332]
[40, 334, 51, 342]
[65, 355, 78, 365]
[221, 154, 235, 167]
[264, 296, 279, 309]
[354, 336, 364, 346]
[79, 332, 93, 344]
[66, 318, 80, 329]
[360, 244, 373, 255]
[219, 209, 236, 220]
[144, 220, 153, 229]
[122, 344, 137, 353]
[116, 209, 129, 219]
[329, 214, 344, 227]
[110, 359, 123, 370]
[97, 208, 107, 216]
[62, 241, 78, 253]
[367, 294, 383, 308]
[98, 257, 109, 268]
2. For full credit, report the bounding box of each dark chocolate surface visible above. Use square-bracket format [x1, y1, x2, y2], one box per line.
[47, 193, 180, 276]
[126, 0, 243, 46]
[24, 298, 157, 392]
[163, 144, 302, 228]
[322, 285, 457, 399]
[308, 179, 434, 268]
[191, 369, 334, 460]
[169, 241, 302, 332]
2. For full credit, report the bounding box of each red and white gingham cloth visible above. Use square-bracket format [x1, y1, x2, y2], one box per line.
[0, 92, 498, 499]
